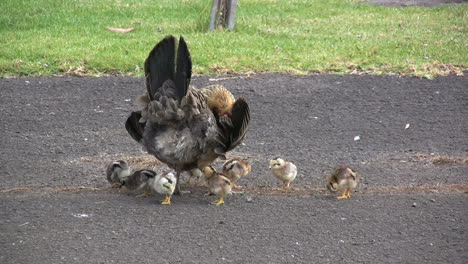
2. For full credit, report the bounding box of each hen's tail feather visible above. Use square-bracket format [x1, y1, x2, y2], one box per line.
[144, 36, 192, 102]
[144, 36, 176, 100]
[174, 36, 192, 100]
[125, 111, 146, 143]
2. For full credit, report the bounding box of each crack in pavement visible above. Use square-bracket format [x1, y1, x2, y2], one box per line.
[1, 184, 467, 196]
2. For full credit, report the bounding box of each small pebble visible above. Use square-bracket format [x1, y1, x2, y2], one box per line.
[411, 203, 417, 207]
[246, 196, 253, 203]
[430, 199, 436, 202]
[218, 220, 224, 224]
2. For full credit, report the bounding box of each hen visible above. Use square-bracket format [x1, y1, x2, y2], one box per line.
[125, 35, 250, 195]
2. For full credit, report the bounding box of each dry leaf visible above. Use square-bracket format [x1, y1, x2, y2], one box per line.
[106, 27, 134, 33]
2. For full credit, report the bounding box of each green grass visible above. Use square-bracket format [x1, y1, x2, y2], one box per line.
[1, 0, 466, 78]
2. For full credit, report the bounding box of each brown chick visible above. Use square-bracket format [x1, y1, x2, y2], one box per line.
[327, 167, 359, 199]
[202, 166, 232, 206]
[222, 158, 251, 189]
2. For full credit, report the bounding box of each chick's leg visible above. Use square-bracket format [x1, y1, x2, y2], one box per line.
[345, 189, 351, 198]
[161, 195, 172, 205]
[337, 189, 349, 199]
[136, 189, 152, 198]
[211, 194, 225, 206]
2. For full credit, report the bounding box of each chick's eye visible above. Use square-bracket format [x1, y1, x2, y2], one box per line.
[167, 178, 172, 184]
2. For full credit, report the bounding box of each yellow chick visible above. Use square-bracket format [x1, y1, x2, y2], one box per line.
[151, 171, 177, 205]
[269, 157, 297, 189]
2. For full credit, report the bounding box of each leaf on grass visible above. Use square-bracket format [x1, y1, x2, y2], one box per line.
[105, 27, 134, 33]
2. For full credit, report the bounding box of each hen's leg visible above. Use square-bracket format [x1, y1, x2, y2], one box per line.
[174, 170, 181, 195]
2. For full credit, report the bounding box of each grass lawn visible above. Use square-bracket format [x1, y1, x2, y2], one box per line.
[0, 0, 466, 78]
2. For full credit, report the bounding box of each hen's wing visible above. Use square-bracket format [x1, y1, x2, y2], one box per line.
[217, 98, 250, 152]
[125, 111, 145, 143]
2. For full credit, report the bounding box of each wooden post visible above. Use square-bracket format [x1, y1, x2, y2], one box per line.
[209, 0, 219, 31]
[226, 0, 237, 30]
[209, 0, 237, 31]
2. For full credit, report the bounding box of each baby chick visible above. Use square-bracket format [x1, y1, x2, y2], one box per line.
[184, 168, 203, 186]
[121, 170, 177, 205]
[269, 157, 297, 189]
[202, 166, 232, 206]
[120, 169, 157, 197]
[327, 167, 359, 199]
[149, 171, 177, 205]
[106, 160, 131, 188]
[222, 158, 251, 189]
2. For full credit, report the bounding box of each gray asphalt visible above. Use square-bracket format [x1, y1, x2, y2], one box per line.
[0, 74, 467, 263]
